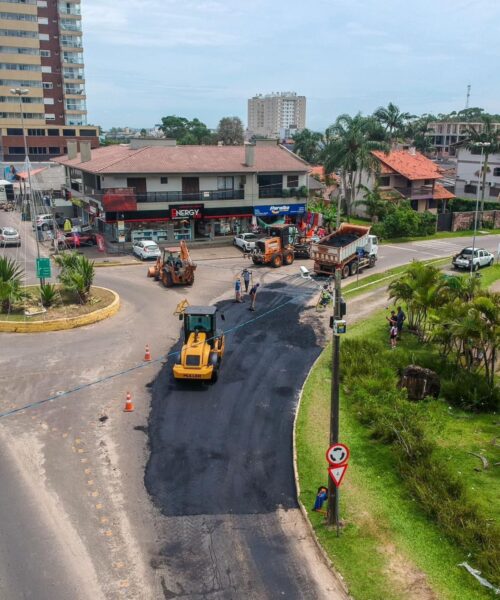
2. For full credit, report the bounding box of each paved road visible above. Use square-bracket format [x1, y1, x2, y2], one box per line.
[0, 209, 498, 599]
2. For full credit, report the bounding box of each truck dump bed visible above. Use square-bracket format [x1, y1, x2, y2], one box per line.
[311, 224, 371, 265]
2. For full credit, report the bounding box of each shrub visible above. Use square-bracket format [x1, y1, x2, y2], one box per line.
[0, 256, 25, 313]
[440, 372, 500, 412]
[39, 283, 58, 308]
[55, 251, 95, 303]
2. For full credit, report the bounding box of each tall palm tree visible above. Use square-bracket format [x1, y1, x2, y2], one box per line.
[292, 129, 323, 164]
[373, 102, 412, 142]
[322, 114, 388, 221]
[464, 115, 500, 212]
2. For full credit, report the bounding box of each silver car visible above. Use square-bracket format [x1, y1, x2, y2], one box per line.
[0, 226, 21, 246]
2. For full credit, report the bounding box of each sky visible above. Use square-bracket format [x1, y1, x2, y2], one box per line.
[82, 0, 500, 131]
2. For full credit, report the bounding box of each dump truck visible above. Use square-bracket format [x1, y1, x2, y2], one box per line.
[173, 305, 225, 383]
[249, 224, 313, 267]
[311, 223, 378, 278]
[147, 240, 196, 287]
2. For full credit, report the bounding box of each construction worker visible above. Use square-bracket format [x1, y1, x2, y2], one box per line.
[241, 268, 252, 293]
[248, 283, 260, 311]
[234, 278, 243, 303]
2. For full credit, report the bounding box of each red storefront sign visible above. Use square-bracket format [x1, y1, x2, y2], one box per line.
[169, 204, 204, 220]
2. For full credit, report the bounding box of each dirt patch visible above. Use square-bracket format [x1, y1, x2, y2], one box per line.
[1, 286, 115, 322]
[381, 544, 437, 600]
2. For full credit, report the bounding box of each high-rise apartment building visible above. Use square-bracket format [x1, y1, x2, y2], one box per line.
[0, 0, 98, 162]
[248, 92, 306, 139]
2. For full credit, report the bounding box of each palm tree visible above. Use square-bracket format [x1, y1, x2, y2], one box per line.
[0, 256, 25, 313]
[358, 184, 389, 222]
[292, 129, 323, 163]
[373, 102, 412, 142]
[55, 252, 95, 303]
[322, 114, 389, 221]
[464, 115, 500, 212]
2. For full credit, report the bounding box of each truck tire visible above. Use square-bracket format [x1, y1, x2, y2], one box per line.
[162, 271, 173, 287]
[283, 251, 294, 265]
[368, 256, 376, 268]
[271, 253, 283, 268]
[474, 263, 479, 271]
[350, 261, 358, 276]
[252, 257, 260, 265]
[341, 265, 350, 279]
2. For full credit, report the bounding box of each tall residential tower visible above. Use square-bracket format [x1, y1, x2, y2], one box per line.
[247, 92, 306, 139]
[0, 0, 98, 162]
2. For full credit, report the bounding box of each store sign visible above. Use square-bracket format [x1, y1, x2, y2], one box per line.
[254, 204, 306, 217]
[169, 204, 204, 220]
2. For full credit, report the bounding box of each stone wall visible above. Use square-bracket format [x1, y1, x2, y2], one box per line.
[452, 210, 500, 231]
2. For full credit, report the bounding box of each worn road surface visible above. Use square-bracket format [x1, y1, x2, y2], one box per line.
[146, 279, 348, 599]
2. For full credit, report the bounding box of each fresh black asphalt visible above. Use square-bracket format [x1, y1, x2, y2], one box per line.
[145, 280, 328, 598]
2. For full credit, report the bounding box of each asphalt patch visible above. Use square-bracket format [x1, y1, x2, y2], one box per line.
[145, 287, 321, 517]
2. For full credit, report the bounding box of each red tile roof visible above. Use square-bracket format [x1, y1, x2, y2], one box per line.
[372, 150, 442, 181]
[433, 183, 455, 201]
[52, 144, 309, 175]
[309, 165, 340, 183]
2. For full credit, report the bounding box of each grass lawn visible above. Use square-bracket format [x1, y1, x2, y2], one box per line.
[381, 228, 500, 244]
[296, 273, 500, 599]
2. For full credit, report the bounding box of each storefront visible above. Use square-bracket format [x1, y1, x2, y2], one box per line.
[253, 203, 306, 227]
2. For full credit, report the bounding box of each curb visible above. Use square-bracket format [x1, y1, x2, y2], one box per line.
[93, 261, 141, 268]
[292, 351, 351, 598]
[0, 287, 120, 333]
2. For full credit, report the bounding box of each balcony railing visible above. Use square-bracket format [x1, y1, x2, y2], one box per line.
[258, 186, 307, 199]
[81, 187, 245, 204]
[393, 185, 435, 200]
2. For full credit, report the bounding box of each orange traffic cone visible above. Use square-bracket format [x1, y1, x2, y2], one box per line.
[144, 344, 151, 362]
[123, 391, 134, 412]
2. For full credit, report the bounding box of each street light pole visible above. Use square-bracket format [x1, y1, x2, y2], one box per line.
[470, 142, 490, 277]
[10, 87, 43, 285]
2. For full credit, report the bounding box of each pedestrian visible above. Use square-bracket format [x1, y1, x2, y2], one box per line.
[241, 268, 252, 293]
[396, 306, 406, 340]
[234, 278, 243, 303]
[390, 322, 398, 349]
[386, 310, 397, 329]
[312, 486, 328, 512]
[248, 282, 260, 311]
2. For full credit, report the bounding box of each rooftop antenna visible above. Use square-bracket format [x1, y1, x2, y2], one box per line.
[465, 84, 471, 109]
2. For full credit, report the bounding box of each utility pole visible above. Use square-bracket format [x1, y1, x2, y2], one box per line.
[327, 188, 343, 533]
[465, 84, 471, 110]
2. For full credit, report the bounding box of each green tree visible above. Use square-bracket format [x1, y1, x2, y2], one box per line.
[158, 115, 214, 144]
[404, 116, 435, 153]
[306, 198, 337, 228]
[0, 256, 25, 313]
[216, 117, 244, 145]
[292, 129, 323, 163]
[322, 114, 389, 220]
[358, 183, 389, 222]
[464, 115, 500, 212]
[373, 102, 412, 141]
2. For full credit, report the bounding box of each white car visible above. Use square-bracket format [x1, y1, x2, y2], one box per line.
[233, 233, 258, 252]
[0, 226, 21, 246]
[132, 239, 161, 260]
[34, 214, 54, 230]
[452, 247, 494, 271]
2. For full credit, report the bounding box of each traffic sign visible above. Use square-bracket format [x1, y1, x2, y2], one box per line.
[36, 257, 51, 279]
[326, 443, 350, 466]
[328, 464, 348, 487]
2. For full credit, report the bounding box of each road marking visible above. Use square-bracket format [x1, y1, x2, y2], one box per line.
[84, 468, 92, 475]
[119, 580, 129, 588]
[95, 503, 103, 510]
[100, 516, 109, 524]
[80, 457, 88, 463]
[87, 480, 94, 485]
[91, 490, 99, 497]
[104, 529, 113, 537]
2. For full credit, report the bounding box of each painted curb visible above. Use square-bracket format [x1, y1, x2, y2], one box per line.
[94, 261, 141, 268]
[0, 287, 120, 333]
[292, 350, 351, 598]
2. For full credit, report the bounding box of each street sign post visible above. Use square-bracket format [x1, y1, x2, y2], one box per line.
[328, 464, 348, 487]
[35, 257, 51, 279]
[326, 442, 350, 534]
[326, 443, 350, 466]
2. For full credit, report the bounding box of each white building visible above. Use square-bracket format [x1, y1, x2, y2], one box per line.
[455, 147, 500, 200]
[248, 92, 306, 139]
[426, 120, 500, 157]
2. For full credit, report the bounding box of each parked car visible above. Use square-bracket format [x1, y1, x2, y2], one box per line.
[34, 213, 55, 231]
[452, 247, 494, 271]
[233, 233, 258, 251]
[56, 231, 97, 249]
[0, 226, 21, 246]
[132, 240, 161, 260]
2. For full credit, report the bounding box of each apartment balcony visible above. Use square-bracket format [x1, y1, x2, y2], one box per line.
[74, 187, 246, 209]
[58, 5, 81, 16]
[258, 185, 307, 199]
[60, 21, 82, 32]
[393, 184, 434, 200]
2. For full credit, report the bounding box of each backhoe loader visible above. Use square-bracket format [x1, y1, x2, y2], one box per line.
[147, 240, 196, 286]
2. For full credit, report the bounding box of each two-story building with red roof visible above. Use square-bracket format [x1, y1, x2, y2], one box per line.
[356, 148, 455, 215]
[52, 139, 310, 244]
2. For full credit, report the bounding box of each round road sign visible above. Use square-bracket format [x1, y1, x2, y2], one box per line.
[326, 443, 350, 466]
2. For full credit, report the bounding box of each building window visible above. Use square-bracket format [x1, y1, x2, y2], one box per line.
[43, 98, 54, 105]
[8, 147, 25, 155]
[493, 168, 500, 177]
[489, 187, 500, 198]
[48, 147, 61, 154]
[424, 179, 433, 185]
[29, 147, 48, 155]
[217, 176, 234, 190]
[41, 66, 52, 73]
[79, 129, 96, 137]
[38, 17, 48, 24]
[47, 128, 59, 136]
[63, 129, 76, 136]
[42, 82, 53, 89]
[160, 176, 169, 184]
[40, 50, 51, 58]
[287, 175, 299, 188]
[6, 128, 23, 135]
[45, 113, 55, 120]
[464, 184, 477, 194]
[28, 129, 46, 136]
[377, 176, 391, 186]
